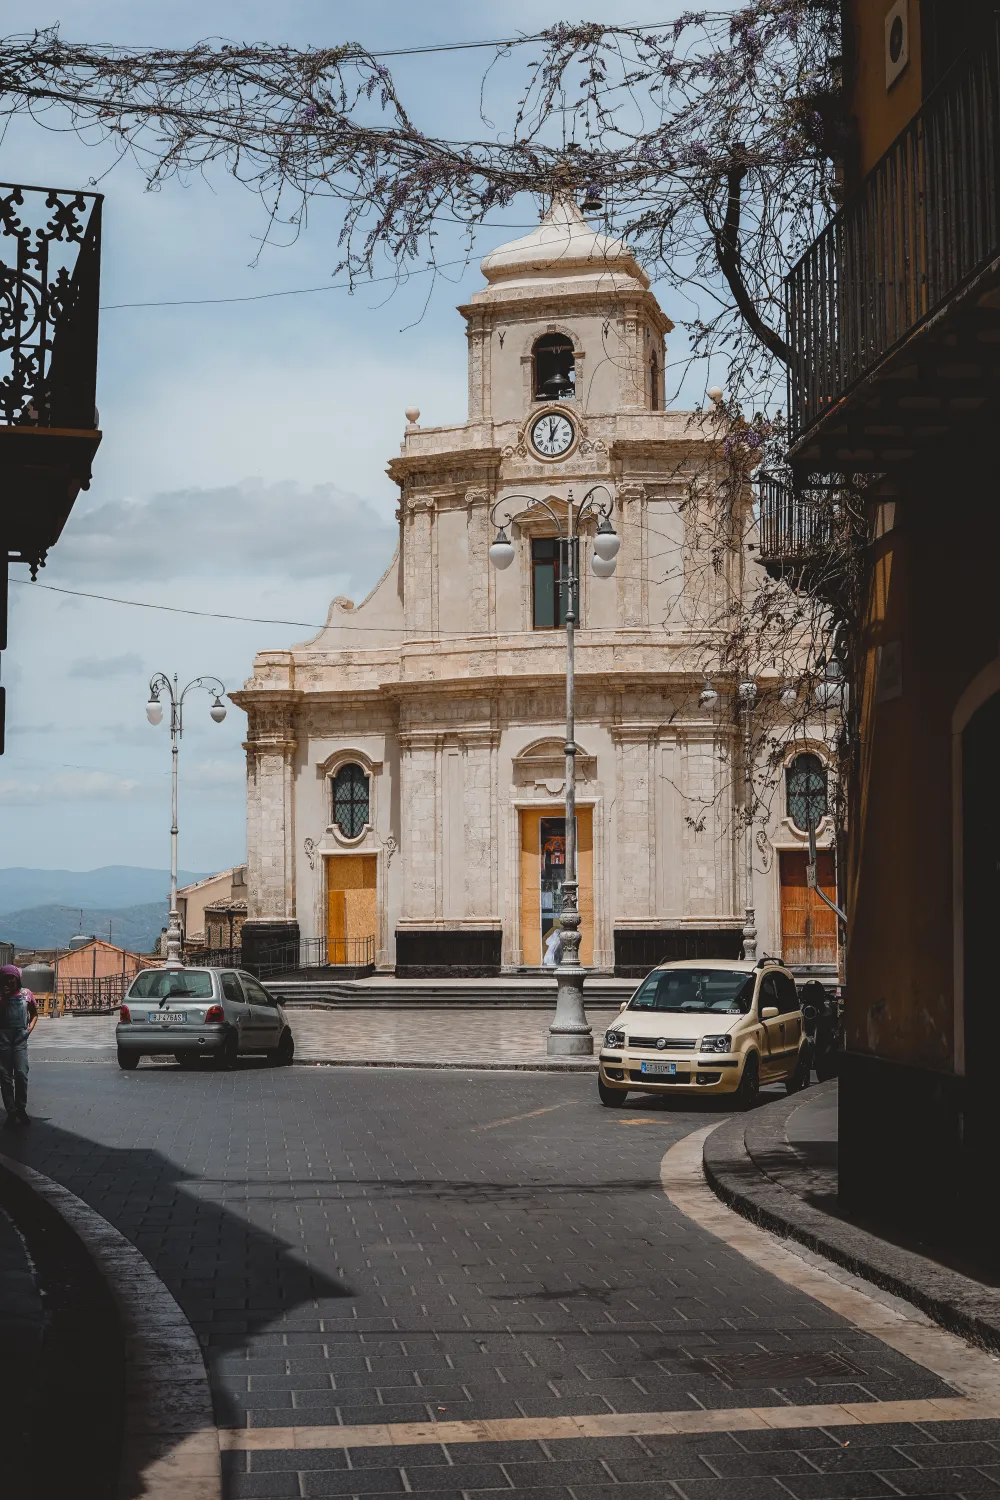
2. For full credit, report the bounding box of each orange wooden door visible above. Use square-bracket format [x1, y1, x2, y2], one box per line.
[519, 808, 593, 966]
[779, 850, 838, 966]
[326, 856, 377, 964]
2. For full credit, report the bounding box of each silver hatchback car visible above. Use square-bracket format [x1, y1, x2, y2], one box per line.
[116, 967, 294, 1071]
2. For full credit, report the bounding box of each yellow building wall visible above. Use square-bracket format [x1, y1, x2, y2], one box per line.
[844, 0, 924, 176]
[847, 473, 1000, 1074]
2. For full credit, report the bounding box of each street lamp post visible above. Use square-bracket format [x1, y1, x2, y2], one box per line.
[146, 673, 227, 969]
[738, 677, 758, 961]
[489, 485, 619, 1056]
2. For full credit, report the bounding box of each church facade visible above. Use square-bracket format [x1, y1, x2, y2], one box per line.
[232, 199, 838, 977]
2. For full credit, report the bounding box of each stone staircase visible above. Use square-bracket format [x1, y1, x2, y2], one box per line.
[269, 974, 637, 1008]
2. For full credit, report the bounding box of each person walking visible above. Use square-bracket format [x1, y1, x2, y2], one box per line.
[0, 964, 37, 1128]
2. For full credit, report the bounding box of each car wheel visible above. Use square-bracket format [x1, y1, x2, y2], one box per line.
[175, 1053, 198, 1070]
[736, 1053, 760, 1111]
[117, 1048, 139, 1071]
[598, 1077, 628, 1107]
[273, 1029, 294, 1067]
[213, 1032, 239, 1071]
[785, 1050, 810, 1095]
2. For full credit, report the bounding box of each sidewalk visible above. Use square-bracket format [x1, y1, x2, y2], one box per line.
[29, 1004, 620, 1069]
[703, 1078, 1000, 1354]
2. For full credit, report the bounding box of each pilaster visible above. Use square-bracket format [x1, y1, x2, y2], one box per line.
[243, 695, 299, 923]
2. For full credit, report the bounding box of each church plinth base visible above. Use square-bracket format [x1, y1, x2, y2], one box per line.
[241, 919, 300, 972]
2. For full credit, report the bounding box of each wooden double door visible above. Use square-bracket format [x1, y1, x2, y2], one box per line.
[779, 849, 838, 966]
[325, 855, 377, 965]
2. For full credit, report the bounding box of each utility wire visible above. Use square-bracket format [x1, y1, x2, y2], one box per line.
[100, 256, 474, 310]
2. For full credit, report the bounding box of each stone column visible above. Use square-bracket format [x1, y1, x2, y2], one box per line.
[616, 482, 647, 628]
[612, 725, 655, 919]
[462, 726, 500, 919]
[399, 730, 439, 921]
[242, 695, 300, 966]
[466, 488, 493, 634]
[404, 495, 436, 636]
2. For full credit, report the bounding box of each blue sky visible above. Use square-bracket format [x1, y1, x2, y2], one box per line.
[1, 0, 699, 874]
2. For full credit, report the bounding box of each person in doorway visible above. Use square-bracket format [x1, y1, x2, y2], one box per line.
[0, 964, 37, 1128]
[543, 920, 563, 968]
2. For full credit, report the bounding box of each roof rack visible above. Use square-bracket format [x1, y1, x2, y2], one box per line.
[755, 955, 782, 969]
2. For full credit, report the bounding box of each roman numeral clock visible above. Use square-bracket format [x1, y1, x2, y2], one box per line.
[530, 410, 575, 458]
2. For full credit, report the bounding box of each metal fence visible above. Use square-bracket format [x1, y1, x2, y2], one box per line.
[59, 973, 134, 1014]
[185, 936, 376, 978]
[786, 14, 1000, 443]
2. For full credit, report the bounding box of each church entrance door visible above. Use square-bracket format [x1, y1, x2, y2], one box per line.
[779, 849, 838, 966]
[325, 855, 377, 966]
[519, 808, 593, 967]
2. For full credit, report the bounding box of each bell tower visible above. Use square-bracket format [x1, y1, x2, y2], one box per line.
[459, 194, 672, 424]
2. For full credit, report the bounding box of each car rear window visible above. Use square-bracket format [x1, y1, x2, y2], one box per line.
[128, 970, 214, 1000]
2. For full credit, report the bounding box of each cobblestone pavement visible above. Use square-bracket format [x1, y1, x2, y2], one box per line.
[5, 1060, 999, 1499]
[30, 1007, 621, 1066]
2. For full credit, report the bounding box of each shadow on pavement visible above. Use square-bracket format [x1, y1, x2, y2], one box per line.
[1, 1112, 350, 1494]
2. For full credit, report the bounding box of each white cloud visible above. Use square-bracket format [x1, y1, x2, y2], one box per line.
[184, 759, 245, 788]
[54, 479, 397, 587]
[71, 653, 145, 678]
[0, 771, 142, 804]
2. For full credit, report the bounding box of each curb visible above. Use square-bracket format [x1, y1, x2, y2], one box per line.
[702, 1083, 1000, 1355]
[0, 1154, 221, 1500]
[295, 1056, 598, 1072]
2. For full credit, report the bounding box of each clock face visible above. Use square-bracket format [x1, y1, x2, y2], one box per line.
[530, 411, 575, 458]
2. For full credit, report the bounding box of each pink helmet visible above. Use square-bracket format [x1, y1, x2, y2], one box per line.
[0, 964, 21, 981]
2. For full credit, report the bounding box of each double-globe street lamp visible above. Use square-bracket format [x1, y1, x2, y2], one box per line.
[146, 673, 228, 969]
[488, 485, 620, 1056]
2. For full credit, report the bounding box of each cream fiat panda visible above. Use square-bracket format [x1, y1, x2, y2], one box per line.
[598, 958, 808, 1109]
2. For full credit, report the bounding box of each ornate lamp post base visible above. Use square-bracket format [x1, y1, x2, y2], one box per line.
[164, 908, 184, 970]
[548, 965, 594, 1055]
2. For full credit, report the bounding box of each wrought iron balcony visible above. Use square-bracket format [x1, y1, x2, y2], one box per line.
[757, 471, 841, 592]
[0, 181, 103, 575]
[786, 14, 1000, 470]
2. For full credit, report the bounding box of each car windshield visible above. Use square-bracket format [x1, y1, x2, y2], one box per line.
[628, 968, 754, 1015]
[128, 970, 214, 1000]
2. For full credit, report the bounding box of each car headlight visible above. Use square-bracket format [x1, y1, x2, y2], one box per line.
[699, 1034, 733, 1054]
[604, 1029, 625, 1049]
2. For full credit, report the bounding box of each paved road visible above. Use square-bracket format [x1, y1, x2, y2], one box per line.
[29, 1007, 621, 1065]
[5, 1058, 1000, 1499]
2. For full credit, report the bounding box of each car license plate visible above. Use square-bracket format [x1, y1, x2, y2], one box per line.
[640, 1061, 677, 1076]
[149, 1011, 187, 1023]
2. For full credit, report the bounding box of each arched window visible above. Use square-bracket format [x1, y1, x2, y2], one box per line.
[331, 763, 370, 837]
[533, 333, 575, 401]
[650, 352, 660, 410]
[786, 753, 828, 833]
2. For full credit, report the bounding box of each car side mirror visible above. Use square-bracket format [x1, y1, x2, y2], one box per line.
[761, 1006, 779, 1020]
[619, 1001, 628, 1013]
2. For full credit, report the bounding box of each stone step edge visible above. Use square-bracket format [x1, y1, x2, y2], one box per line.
[0, 1152, 221, 1500]
[702, 1084, 1000, 1357]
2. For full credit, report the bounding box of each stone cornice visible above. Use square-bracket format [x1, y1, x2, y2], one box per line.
[386, 446, 502, 483]
[457, 287, 672, 338]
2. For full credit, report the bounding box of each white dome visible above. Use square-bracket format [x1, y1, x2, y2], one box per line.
[479, 193, 649, 290]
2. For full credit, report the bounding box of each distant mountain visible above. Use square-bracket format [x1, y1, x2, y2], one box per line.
[0, 902, 169, 954]
[0, 866, 210, 915]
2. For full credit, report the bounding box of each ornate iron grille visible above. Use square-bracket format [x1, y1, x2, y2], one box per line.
[786, 14, 1000, 445]
[0, 182, 102, 430]
[786, 753, 828, 833]
[332, 763, 370, 837]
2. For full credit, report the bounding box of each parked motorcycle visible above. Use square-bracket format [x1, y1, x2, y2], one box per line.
[798, 980, 844, 1082]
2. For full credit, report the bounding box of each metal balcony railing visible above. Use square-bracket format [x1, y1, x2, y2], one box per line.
[786, 14, 1000, 444]
[758, 472, 836, 567]
[1, 183, 102, 432]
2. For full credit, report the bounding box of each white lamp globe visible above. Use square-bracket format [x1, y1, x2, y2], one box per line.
[738, 679, 757, 707]
[146, 699, 163, 725]
[488, 531, 515, 570]
[593, 522, 621, 562]
[779, 685, 799, 709]
[699, 682, 719, 709]
[591, 554, 616, 578]
[210, 697, 227, 723]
